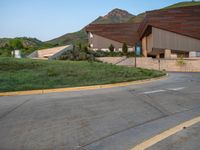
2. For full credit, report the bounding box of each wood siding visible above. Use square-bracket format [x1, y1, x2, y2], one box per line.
[152, 27, 200, 51]
[86, 23, 140, 46]
[138, 5, 200, 40]
[89, 33, 132, 51]
[146, 33, 153, 52]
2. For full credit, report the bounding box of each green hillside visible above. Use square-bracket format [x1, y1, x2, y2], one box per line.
[164, 1, 200, 9]
[0, 37, 53, 57]
[46, 29, 88, 46]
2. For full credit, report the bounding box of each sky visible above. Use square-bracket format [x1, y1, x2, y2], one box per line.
[0, 0, 188, 41]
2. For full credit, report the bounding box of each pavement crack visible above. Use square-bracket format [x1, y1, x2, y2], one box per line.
[128, 89, 171, 116]
[77, 115, 166, 150]
[80, 105, 200, 150]
[0, 98, 32, 121]
[142, 94, 171, 116]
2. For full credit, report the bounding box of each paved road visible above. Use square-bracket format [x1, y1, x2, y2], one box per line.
[0, 73, 200, 150]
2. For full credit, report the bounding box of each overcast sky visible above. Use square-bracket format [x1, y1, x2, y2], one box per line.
[0, 0, 188, 41]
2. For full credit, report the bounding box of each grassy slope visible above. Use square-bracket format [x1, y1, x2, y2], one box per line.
[0, 57, 165, 92]
[46, 29, 88, 46]
[164, 1, 200, 9]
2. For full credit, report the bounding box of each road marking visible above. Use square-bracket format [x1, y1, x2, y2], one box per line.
[143, 90, 166, 94]
[142, 87, 185, 94]
[168, 87, 185, 91]
[131, 115, 200, 150]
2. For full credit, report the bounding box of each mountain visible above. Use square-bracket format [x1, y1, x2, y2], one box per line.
[92, 8, 134, 24]
[46, 8, 135, 46]
[0, 37, 54, 56]
[0, 37, 51, 48]
[128, 1, 200, 23]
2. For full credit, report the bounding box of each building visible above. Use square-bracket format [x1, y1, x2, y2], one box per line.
[28, 45, 73, 60]
[86, 23, 140, 51]
[12, 50, 21, 58]
[138, 5, 200, 58]
[86, 5, 200, 58]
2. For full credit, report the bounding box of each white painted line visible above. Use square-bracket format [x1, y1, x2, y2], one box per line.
[168, 87, 185, 91]
[143, 90, 166, 94]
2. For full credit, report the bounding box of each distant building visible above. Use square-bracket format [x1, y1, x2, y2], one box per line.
[86, 23, 140, 52]
[28, 45, 73, 60]
[12, 50, 21, 58]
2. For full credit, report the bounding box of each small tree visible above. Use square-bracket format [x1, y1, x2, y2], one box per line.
[83, 45, 88, 53]
[9, 39, 23, 50]
[78, 42, 82, 50]
[122, 43, 128, 55]
[109, 44, 115, 52]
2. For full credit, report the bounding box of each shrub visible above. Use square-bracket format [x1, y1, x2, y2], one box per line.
[109, 44, 115, 52]
[176, 55, 186, 66]
[122, 43, 128, 55]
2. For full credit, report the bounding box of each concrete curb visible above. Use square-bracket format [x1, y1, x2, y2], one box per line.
[168, 71, 200, 73]
[0, 75, 168, 97]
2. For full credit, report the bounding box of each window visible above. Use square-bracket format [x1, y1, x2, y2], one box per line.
[196, 52, 200, 57]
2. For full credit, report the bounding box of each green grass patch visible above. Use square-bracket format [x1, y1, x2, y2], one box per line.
[0, 57, 165, 92]
[164, 1, 200, 9]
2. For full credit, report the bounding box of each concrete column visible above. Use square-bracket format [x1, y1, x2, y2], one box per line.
[142, 37, 147, 57]
[164, 49, 171, 59]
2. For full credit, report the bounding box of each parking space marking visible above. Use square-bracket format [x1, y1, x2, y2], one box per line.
[131, 115, 200, 150]
[167, 87, 185, 91]
[142, 87, 185, 94]
[143, 90, 166, 94]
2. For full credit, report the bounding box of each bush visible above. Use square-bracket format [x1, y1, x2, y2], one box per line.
[109, 44, 115, 52]
[176, 55, 186, 66]
[122, 43, 128, 55]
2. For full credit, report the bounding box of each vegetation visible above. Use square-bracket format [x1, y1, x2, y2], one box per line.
[109, 44, 115, 52]
[59, 42, 135, 61]
[176, 55, 186, 66]
[164, 1, 200, 9]
[0, 57, 165, 92]
[46, 29, 88, 46]
[128, 13, 146, 23]
[60, 47, 95, 61]
[0, 37, 54, 57]
[122, 43, 128, 55]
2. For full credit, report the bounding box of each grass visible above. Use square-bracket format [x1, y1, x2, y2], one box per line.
[164, 1, 200, 9]
[0, 57, 165, 92]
